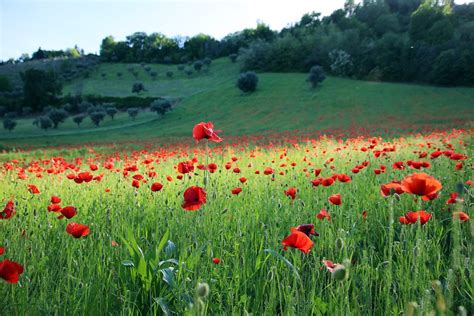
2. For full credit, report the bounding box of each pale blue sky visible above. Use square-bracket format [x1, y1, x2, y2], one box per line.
[0, 0, 472, 60]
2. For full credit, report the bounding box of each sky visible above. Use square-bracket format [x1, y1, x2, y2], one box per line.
[0, 0, 472, 60]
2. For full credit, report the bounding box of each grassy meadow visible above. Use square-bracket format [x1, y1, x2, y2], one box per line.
[0, 58, 473, 315]
[0, 126, 472, 314]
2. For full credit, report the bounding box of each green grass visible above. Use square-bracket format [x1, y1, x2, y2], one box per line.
[1, 58, 473, 149]
[0, 130, 471, 314]
[63, 58, 239, 98]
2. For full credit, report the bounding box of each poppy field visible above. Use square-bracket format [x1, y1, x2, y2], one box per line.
[0, 124, 472, 315]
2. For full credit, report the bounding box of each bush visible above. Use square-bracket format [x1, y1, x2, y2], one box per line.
[3, 119, 16, 132]
[177, 65, 185, 71]
[307, 65, 326, 88]
[79, 101, 93, 113]
[48, 108, 69, 128]
[166, 71, 173, 79]
[229, 54, 238, 63]
[150, 71, 158, 80]
[127, 108, 139, 120]
[90, 111, 106, 127]
[150, 99, 172, 117]
[237, 72, 259, 93]
[38, 116, 53, 131]
[329, 50, 353, 77]
[106, 107, 118, 120]
[203, 57, 212, 66]
[132, 82, 145, 94]
[194, 61, 204, 72]
[73, 114, 86, 127]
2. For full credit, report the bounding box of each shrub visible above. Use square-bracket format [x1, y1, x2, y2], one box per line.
[150, 71, 158, 80]
[90, 111, 106, 127]
[237, 72, 259, 93]
[177, 65, 185, 71]
[3, 119, 16, 132]
[307, 65, 326, 88]
[150, 99, 172, 117]
[38, 116, 53, 131]
[132, 82, 145, 94]
[127, 107, 139, 120]
[166, 71, 173, 78]
[106, 107, 118, 120]
[203, 57, 212, 66]
[194, 61, 204, 72]
[229, 54, 238, 63]
[329, 50, 353, 77]
[48, 108, 69, 128]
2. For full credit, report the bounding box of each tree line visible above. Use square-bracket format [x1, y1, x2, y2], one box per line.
[99, 0, 474, 86]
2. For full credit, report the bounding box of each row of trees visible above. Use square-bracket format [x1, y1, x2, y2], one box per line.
[238, 0, 474, 85]
[2, 99, 172, 132]
[98, 1, 474, 86]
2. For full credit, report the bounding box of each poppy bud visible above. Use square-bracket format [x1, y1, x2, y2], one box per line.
[331, 265, 347, 281]
[456, 182, 464, 196]
[335, 237, 344, 250]
[196, 282, 210, 298]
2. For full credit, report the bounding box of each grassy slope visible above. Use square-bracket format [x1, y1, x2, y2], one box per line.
[1, 58, 473, 148]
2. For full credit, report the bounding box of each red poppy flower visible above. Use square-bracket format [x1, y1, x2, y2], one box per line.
[446, 192, 460, 205]
[362, 211, 368, 220]
[321, 177, 334, 187]
[316, 208, 331, 221]
[132, 179, 140, 188]
[60, 206, 77, 219]
[233, 167, 241, 173]
[51, 196, 61, 204]
[239, 177, 247, 183]
[212, 258, 221, 264]
[192, 122, 222, 143]
[0, 247, 4, 255]
[178, 161, 194, 174]
[66, 223, 90, 238]
[337, 174, 351, 183]
[111, 240, 119, 247]
[393, 161, 404, 170]
[281, 228, 314, 254]
[0, 259, 24, 284]
[295, 224, 319, 236]
[314, 168, 322, 176]
[182, 186, 206, 211]
[231, 187, 242, 195]
[401, 173, 442, 200]
[208, 163, 218, 173]
[452, 212, 469, 222]
[263, 167, 273, 175]
[47, 204, 62, 213]
[328, 194, 342, 205]
[151, 182, 163, 192]
[322, 259, 342, 273]
[399, 210, 432, 225]
[285, 187, 297, 200]
[455, 162, 463, 170]
[27, 184, 40, 194]
[0, 200, 15, 220]
[380, 181, 404, 197]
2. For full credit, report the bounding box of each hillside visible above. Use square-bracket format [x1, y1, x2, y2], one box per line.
[1, 58, 473, 148]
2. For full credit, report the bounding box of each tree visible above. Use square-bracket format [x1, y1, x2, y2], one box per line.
[329, 50, 353, 77]
[106, 107, 118, 120]
[194, 61, 204, 72]
[38, 116, 53, 131]
[132, 82, 145, 94]
[430, 49, 462, 85]
[90, 111, 106, 127]
[73, 114, 86, 127]
[21, 69, 62, 112]
[48, 108, 69, 128]
[150, 99, 172, 117]
[237, 72, 259, 93]
[3, 119, 16, 132]
[127, 108, 139, 120]
[0, 76, 12, 92]
[229, 54, 238, 63]
[307, 66, 326, 88]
